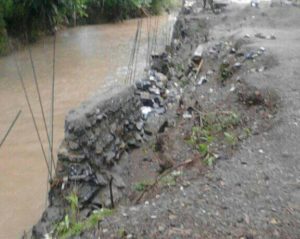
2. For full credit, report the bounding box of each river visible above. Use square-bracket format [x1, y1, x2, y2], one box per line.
[0, 15, 176, 239]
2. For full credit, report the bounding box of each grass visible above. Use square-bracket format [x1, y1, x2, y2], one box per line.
[187, 111, 241, 166]
[54, 191, 113, 239]
[219, 62, 233, 83]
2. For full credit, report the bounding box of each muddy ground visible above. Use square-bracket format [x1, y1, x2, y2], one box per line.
[40, 3, 300, 239]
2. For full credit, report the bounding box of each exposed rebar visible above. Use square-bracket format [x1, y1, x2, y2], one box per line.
[132, 19, 143, 84]
[26, 34, 55, 177]
[0, 110, 22, 149]
[50, 32, 57, 174]
[9, 42, 52, 178]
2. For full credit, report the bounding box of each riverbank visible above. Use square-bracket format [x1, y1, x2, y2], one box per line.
[29, 2, 300, 239]
[0, 14, 175, 239]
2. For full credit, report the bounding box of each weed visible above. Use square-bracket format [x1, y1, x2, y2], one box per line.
[224, 132, 238, 146]
[54, 192, 113, 239]
[159, 174, 177, 187]
[133, 180, 154, 192]
[219, 62, 233, 83]
[188, 111, 241, 166]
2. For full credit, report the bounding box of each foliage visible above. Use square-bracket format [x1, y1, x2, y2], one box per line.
[54, 191, 113, 239]
[188, 111, 241, 166]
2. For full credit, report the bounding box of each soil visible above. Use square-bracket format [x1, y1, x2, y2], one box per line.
[35, 3, 300, 239]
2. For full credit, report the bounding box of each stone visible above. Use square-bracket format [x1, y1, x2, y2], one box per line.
[112, 173, 126, 189]
[197, 76, 207, 85]
[155, 72, 168, 85]
[78, 184, 99, 204]
[95, 173, 108, 186]
[141, 106, 153, 119]
[136, 80, 151, 91]
[140, 92, 154, 107]
[136, 121, 144, 131]
[68, 140, 79, 150]
[149, 87, 161, 95]
[104, 151, 116, 165]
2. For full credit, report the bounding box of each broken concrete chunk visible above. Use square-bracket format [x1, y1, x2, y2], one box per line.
[192, 45, 204, 61]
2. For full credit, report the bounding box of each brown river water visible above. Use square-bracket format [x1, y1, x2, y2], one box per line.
[0, 15, 175, 239]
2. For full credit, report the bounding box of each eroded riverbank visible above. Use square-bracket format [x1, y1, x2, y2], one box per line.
[0, 15, 175, 239]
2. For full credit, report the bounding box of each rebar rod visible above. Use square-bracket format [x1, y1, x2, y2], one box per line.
[9, 43, 52, 178]
[132, 19, 143, 83]
[26, 36, 55, 176]
[0, 110, 22, 149]
[50, 32, 57, 174]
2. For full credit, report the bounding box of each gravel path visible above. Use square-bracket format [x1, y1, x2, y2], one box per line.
[82, 4, 300, 239]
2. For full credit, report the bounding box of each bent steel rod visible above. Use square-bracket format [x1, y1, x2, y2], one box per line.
[50, 32, 57, 174]
[26, 37, 55, 176]
[132, 19, 143, 84]
[127, 20, 140, 84]
[10, 43, 52, 178]
[0, 110, 22, 149]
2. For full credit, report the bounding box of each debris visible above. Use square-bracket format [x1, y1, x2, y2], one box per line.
[233, 62, 242, 69]
[183, 112, 192, 119]
[192, 45, 204, 62]
[230, 84, 236, 92]
[197, 76, 207, 85]
[259, 149, 264, 154]
[141, 106, 153, 119]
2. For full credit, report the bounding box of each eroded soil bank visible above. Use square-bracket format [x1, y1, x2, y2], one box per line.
[30, 2, 300, 239]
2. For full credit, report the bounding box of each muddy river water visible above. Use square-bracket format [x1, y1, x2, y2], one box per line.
[0, 15, 175, 239]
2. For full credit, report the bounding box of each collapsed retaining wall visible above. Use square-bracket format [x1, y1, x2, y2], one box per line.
[32, 6, 211, 237]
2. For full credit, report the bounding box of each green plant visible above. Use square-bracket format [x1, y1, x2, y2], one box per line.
[219, 62, 233, 83]
[187, 111, 241, 166]
[54, 191, 113, 239]
[133, 180, 154, 192]
[224, 132, 237, 146]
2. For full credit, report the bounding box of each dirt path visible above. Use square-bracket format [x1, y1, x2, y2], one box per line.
[43, 4, 300, 239]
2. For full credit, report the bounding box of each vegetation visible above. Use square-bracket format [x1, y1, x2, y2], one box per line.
[54, 191, 113, 239]
[188, 111, 241, 166]
[0, 0, 177, 55]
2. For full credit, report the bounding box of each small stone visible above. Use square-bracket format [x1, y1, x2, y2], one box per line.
[233, 62, 242, 69]
[127, 234, 133, 239]
[149, 87, 160, 95]
[145, 201, 149, 205]
[141, 106, 153, 119]
[140, 92, 154, 107]
[207, 70, 213, 76]
[197, 76, 207, 85]
[183, 112, 192, 119]
[270, 218, 279, 225]
[95, 173, 108, 186]
[136, 121, 144, 131]
[158, 225, 165, 232]
[230, 84, 236, 92]
[103, 229, 108, 233]
[259, 149, 264, 154]
[136, 80, 151, 91]
[151, 215, 157, 219]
